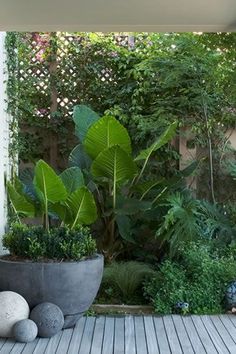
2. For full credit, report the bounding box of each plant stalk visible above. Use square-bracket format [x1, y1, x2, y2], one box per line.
[202, 99, 216, 204]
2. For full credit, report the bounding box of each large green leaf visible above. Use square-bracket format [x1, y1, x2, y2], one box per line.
[84, 116, 132, 160]
[66, 186, 97, 227]
[73, 105, 100, 142]
[33, 160, 68, 205]
[135, 179, 165, 199]
[49, 202, 68, 221]
[135, 121, 177, 162]
[91, 145, 137, 183]
[7, 182, 35, 217]
[60, 167, 84, 194]
[69, 144, 91, 170]
[19, 168, 37, 201]
[116, 215, 135, 243]
[115, 196, 152, 215]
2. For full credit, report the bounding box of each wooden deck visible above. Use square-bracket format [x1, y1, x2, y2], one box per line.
[1, 315, 236, 353]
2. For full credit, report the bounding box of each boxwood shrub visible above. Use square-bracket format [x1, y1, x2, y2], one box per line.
[3, 223, 97, 261]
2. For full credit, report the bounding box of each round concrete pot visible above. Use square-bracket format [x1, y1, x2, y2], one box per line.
[0, 254, 103, 328]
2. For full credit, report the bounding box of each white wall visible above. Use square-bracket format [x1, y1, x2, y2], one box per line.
[0, 32, 10, 254]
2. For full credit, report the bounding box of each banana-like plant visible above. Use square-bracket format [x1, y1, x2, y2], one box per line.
[7, 160, 97, 231]
[70, 105, 181, 260]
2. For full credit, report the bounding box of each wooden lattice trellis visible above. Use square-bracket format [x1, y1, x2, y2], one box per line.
[15, 32, 150, 168]
[17, 33, 140, 121]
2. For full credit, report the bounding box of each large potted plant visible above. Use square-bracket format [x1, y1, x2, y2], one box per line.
[0, 160, 103, 328]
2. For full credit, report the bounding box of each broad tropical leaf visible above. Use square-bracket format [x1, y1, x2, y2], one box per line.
[49, 202, 68, 221]
[116, 215, 135, 243]
[156, 193, 202, 257]
[135, 121, 177, 162]
[135, 179, 165, 199]
[115, 197, 152, 215]
[33, 160, 68, 205]
[91, 145, 137, 183]
[60, 167, 84, 194]
[66, 186, 97, 227]
[73, 105, 100, 141]
[7, 182, 35, 217]
[69, 144, 91, 170]
[19, 168, 37, 201]
[84, 116, 132, 160]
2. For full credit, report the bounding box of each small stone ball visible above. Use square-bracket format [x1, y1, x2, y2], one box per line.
[0, 291, 30, 337]
[13, 319, 38, 343]
[30, 303, 64, 338]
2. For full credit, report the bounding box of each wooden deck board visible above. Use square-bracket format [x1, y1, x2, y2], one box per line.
[182, 315, 206, 353]
[171, 315, 194, 354]
[163, 315, 183, 354]
[153, 316, 171, 354]
[78, 316, 96, 354]
[44, 331, 63, 354]
[125, 315, 136, 354]
[134, 316, 148, 354]
[219, 315, 236, 343]
[210, 315, 236, 352]
[0, 339, 6, 351]
[191, 315, 218, 354]
[32, 337, 49, 354]
[101, 316, 115, 354]
[67, 316, 86, 354]
[90, 316, 105, 354]
[0, 339, 16, 353]
[200, 315, 229, 354]
[9, 341, 26, 354]
[143, 316, 159, 354]
[55, 328, 73, 354]
[21, 338, 39, 354]
[0, 315, 235, 353]
[114, 317, 125, 354]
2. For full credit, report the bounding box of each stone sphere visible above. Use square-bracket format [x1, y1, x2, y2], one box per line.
[0, 291, 30, 337]
[30, 302, 64, 338]
[13, 319, 38, 343]
[226, 281, 236, 309]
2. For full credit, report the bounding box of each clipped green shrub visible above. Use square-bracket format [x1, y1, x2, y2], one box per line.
[144, 242, 236, 314]
[3, 223, 97, 261]
[100, 261, 155, 304]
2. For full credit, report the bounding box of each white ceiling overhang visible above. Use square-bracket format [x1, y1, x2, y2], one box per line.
[0, 0, 235, 32]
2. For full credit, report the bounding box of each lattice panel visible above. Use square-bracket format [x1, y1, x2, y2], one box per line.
[17, 33, 142, 121]
[18, 32, 134, 119]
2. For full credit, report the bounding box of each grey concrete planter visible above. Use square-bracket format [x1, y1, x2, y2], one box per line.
[0, 254, 104, 328]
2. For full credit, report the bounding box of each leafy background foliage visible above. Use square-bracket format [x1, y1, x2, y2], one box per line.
[6, 32, 236, 202]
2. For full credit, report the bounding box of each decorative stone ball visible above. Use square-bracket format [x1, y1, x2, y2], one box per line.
[175, 302, 189, 310]
[175, 302, 189, 314]
[13, 319, 38, 343]
[0, 291, 30, 337]
[226, 281, 236, 309]
[30, 302, 64, 338]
